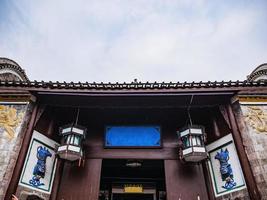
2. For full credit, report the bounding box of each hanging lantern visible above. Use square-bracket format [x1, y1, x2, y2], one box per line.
[177, 125, 207, 162]
[56, 109, 87, 162]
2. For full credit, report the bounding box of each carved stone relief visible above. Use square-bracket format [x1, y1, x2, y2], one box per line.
[0, 105, 25, 139]
[244, 106, 267, 133]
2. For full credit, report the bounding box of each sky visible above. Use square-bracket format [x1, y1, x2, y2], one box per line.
[0, 0, 267, 82]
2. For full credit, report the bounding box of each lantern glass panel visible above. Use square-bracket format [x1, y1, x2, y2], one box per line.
[192, 135, 202, 146]
[182, 136, 190, 148]
[67, 135, 71, 144]
[71, 135, 74, 144]
[73, 135, 80, 146]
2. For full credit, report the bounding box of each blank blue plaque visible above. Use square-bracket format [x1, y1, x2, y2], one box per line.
[105, 126, 161, 147]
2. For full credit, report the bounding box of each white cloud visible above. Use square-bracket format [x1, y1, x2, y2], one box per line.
[0, 0, 266, 82]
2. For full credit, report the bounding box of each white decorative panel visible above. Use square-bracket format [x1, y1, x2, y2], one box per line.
[19, 131, 58, 194]
[206, 134, 246, 197]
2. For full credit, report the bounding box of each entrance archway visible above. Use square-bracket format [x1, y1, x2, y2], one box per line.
[99, 159, 166, 200]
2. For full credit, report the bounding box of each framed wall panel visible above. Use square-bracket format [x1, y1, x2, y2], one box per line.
[19, 131, 58, 194]
[206, 134, 246, 197]
[105, 126, 161, 148]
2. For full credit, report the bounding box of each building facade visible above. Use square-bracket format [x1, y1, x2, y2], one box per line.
[0, 58, 267, 200]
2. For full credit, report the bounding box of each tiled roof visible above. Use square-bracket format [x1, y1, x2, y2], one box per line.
[0, 80, 266, 90]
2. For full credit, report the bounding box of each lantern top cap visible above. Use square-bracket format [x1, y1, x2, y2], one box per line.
[177, 125, 205, 137]
[59, 123, 87, 137]
[178, 125, 205, 132]
[60, 122, 87, 129]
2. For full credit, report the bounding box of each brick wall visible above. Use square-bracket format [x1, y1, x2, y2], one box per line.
[16, 186, 50, 200]
[216, 189, 250, 200]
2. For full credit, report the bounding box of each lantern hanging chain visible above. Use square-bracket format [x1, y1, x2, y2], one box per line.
[75, 108, 80, 125]
[187, 95, 194, 126]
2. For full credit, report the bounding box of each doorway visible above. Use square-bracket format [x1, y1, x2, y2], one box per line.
[99, 159, 166, 200]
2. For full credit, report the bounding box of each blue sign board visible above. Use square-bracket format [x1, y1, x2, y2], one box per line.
[105, 126, 161, 147]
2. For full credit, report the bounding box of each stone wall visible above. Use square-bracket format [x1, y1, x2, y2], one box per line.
[0, 102, 32, 200]
[217, 189, 250, 200]
[16, 181, 50, 200]
[234, 101, 267, 199]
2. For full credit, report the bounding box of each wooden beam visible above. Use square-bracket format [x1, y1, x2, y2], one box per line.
[84, 146, 179, 160]
[226, 104, 261, 200]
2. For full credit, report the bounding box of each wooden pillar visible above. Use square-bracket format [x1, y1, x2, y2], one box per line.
[226, 104, 261, 200]
[164, 160, 208, 200]
[49, 159, 64, 200]
[56, 159, 102, 200]
[4, 103, 38, 200]
[202, 162, 215, 200]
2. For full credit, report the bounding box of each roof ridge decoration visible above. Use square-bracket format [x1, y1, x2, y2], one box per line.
[0, 59, 266, 89]
[0, 57, 29, 81]
[247, 63, 267, 82]
[0, 79, 266, 90]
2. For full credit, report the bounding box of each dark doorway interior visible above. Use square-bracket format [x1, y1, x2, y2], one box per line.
[112, 194, 154, 200]
[99, 159, 166, 200]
